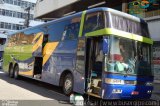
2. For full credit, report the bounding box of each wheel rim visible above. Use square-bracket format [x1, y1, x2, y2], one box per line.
[64, 78, 72, 92]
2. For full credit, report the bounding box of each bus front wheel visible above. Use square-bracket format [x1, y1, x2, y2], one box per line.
[63, 73, 73, 95]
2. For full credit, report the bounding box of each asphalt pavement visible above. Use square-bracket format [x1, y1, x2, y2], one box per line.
[151, 82, 160, 101]
[0, 70, 71, 106]
[0, 69, 160, 106]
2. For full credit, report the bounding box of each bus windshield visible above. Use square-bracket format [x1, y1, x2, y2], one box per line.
[105, 36, 153, 76]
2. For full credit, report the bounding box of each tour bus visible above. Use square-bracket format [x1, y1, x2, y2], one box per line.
[3, 7, 153, 99]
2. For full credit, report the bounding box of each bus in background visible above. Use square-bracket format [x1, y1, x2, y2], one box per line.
[0, 37, 6, 69]
[3, 7, 153, 99]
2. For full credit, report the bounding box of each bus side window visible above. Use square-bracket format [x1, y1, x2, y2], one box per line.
[83, 12, 104, 34]
[62, 22, 80, 41]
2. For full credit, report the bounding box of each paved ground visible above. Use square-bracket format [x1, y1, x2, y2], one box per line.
[151, 82, 160, 101]
[0, 70, 71, 106]
[0, 69, 160, 106]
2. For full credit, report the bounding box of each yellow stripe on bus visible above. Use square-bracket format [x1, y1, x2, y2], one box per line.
[19, 70, 33, 76]
[79, 11, 86, 37]
[43, 42, 59, 65]
[85, 28, 153, 44]
[33, 32, 43, 42]
[28, 61, 34, 66]
[32, 35, 43, 53]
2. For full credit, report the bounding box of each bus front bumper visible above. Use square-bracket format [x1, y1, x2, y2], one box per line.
[102, 84, 153, 100]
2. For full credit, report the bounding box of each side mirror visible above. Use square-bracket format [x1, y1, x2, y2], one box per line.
[103, 38, 109, 54]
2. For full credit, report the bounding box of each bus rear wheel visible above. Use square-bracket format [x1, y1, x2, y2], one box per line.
[14, 65, 19, 79]
[63, 73, 73, 95]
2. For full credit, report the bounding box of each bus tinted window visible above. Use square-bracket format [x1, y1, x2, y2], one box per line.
[106, 12, 150, 37]
[62, 22, 80, 40]
[48, 17, 80, 41]
[23, 16, 80, 42]
[83, 12, 104, 34]
[47, 20, 68, 42]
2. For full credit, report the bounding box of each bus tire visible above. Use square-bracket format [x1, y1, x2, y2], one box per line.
[14, 65, 19, 79]
[9, 64, 14, 78]
[63, 73, 73, 96]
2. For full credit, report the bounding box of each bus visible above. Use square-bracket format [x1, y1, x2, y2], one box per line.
[3, 7, 154, 99]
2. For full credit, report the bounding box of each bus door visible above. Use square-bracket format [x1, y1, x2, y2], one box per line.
[86, 37, 103, 98]
[74, 37, 86, 94]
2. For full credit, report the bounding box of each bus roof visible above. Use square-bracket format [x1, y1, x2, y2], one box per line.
[87, 7, 145, 23]
[9, 7, 146, 36]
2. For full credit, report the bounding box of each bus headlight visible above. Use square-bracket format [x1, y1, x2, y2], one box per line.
[105, 78, 124, 85]
[146, 82, 153, 86]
